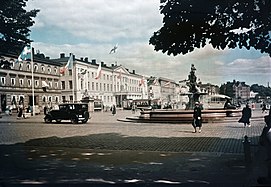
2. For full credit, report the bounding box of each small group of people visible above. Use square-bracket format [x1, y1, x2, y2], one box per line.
[192, 101, 254, 133]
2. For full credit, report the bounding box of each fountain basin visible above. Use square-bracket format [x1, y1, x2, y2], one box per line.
[125, 109, 242, 123]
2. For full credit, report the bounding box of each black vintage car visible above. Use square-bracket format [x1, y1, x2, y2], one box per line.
[44, 103, 90, 124]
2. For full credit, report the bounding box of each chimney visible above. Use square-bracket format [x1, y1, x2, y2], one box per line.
[132, 70, 135, 74]
[91, 59, 96, 65]
[46, 56, 50, 59]
[80, 57, 83, 61]
[60, 53, 65, 58]
[111, 64, 114, 67]
[126, 68, 129, 72]
[84, 57, 88, 62]
[101, 62, 104, 66]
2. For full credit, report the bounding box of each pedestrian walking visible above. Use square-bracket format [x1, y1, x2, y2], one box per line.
[132, 103, 136, 114]
[111, 104, 116, 116]
[44, 106, 48, 115]
[192, 102, 202, 133]
[238, 104, 252, 127]
[17, 105, 24, 119]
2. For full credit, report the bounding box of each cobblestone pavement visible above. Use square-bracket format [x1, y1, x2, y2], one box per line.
[0, 109, 269, 186]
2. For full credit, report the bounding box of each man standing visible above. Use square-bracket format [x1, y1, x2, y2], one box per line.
[239, 104, 252, 127]
[192, 102, 202, 133]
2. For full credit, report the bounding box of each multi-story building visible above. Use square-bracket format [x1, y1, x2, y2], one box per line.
[148, 76, 180, 108]
[54, 53, 147, 109]
[220, 80, 250, 101]
[0, 52, 62, 113]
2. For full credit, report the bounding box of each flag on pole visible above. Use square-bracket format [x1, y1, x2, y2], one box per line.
[139, 77, 145, 86]
[117, 71, 122, 79]
[95, 63, 102, 79]
[164, 81, 170, 87]
[109, 43, 118, 54]
[17, 46, 31, 63]
[60, 54, 74, 74]
[153, 78, 159, 85]
[42, 81, 49, 92]
[66, 54, 73, 69]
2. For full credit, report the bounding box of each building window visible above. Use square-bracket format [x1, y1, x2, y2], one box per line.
[48, 96, 52, 102]
[10, 59, 15, 68]
[35, 80, 39, 87]
[47, 67, 51, 74]
[69, 70, 72, 76]
[27, 64, 31, 71]
[62, 96, 66, 103]
[92, 82, 94, 90]
[11, 78, 15, 86]
[54, 67, 57, 74]
[42, 96, 46, 102]
[96, 83, 98, 91]
[27, 79, 31, 87]
[1, 77, 6, 85]
[69, 81, 73, 89]
[69, 96, 73, 102]
[19, 79, 24, 86]
[61, 81, 65, 89]
[80, 80, 83, 90]
[41, 65, 45, 72]
[55, 82, 58, 89]
[34, 64, 38, 72]
[19, 63, 23, 70]
[49, 81, 52, 88]
[55, 96, 59, 103]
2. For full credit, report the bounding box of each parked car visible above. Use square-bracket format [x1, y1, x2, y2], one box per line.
[44, 103, 90, 124]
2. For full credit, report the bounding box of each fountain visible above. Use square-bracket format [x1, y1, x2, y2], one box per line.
[121, 64, 241, 123]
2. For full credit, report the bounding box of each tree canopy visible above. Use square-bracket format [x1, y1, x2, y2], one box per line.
[0, 0, 39, 54]
[149, 0, 271, 56]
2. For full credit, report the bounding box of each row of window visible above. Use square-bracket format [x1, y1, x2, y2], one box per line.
[78, 68, 142, 85]
[8, 60, 59, 75]
[0, 77, 58, 89]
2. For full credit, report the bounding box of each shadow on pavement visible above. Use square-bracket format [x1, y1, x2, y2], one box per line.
[0, 133, 266, 186]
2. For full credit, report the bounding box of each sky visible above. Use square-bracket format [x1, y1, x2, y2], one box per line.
[26, 0, 271, 87]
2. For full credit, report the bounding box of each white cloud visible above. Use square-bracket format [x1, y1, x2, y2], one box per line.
[27, 0, 162, 42]
[27, 0, 270, 86]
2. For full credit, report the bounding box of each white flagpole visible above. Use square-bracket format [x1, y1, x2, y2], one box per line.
[72, 55, 75, 103]
[31, 45, 35, 116]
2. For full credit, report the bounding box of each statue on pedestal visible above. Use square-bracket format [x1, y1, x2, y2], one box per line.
[185, 64, 201, 109]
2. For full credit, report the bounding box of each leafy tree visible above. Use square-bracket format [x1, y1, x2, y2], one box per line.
[150, 0, 271, 56]
[251, 84, 271, 96]
[0, 0, 39, 54]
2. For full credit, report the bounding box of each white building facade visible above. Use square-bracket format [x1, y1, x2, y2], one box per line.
[56, 54, 147, 108]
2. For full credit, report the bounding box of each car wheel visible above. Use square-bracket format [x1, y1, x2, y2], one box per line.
[44, 117, 52, 123]
[71, 118, 78, 124]
[56, 119, 61, 123]
[82, 118, 88, 123]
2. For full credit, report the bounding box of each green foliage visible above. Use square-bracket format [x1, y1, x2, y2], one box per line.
[150, 0, 271, 56]
[251, 84, 271, 96]
[0, 0, 39, 54]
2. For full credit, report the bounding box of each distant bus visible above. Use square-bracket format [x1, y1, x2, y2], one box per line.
[201, 94, 232, 110]
[123, 99, 161, 110]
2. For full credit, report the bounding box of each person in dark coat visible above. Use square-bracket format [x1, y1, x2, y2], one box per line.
[17, 105, 23, 119]
[192, 102, 202, 133]
[111, 104, 116, 116]
[239, 104, 252, 127]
